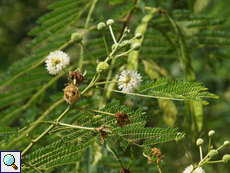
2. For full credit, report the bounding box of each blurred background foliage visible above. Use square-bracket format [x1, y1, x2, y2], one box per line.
[0, 0, 230, 172]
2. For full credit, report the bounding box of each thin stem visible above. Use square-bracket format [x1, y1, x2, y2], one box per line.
[207, 160, 223, 164]
[182, 142, 194, 165]
[79, 0, 98, 71]
[108, 25, 117, 44]
[21, 103, 74, 156]
[199, 146, 203, 161]
[75, 106, 114, 116]
[81, 73, 98, 95]
[102, 33, 110, 57]
[156, 163, 163, 173]
[217, 144, 225, 151]
[95, 80, 125, 85]
[58, 122, 97, 131]
[208, 137, 212, 152]
[115, 48, 134, 58]
[80, 42, 97, 64]
[97, 87, 184, 101]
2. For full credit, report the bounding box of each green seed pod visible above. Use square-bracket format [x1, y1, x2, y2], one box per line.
[71, 32, 83, 43]
[222, 154, 230, 163]
[97, 22, 106, 31]
[196, 138, 204, 146]
[93, 115, 102, 119]
[208, 130, 215, 137]
[132, 43, 141, 51]
[135, 33, 142, 39]
[107, 19, 114, 26]
[96, 62, 110, 74]
[223, 141, 230, 146]
[208, 149, 219, 159]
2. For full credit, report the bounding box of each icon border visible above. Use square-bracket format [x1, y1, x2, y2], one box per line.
[0, 151, 21, 173]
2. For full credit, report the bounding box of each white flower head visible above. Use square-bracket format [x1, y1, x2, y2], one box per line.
[118, 69, 142, 93]
[45, 50, 70, 75]
[183, 165, 205, 173]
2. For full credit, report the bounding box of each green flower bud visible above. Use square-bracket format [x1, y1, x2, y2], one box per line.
[208, 130, 215, 137]
[71, 32, 83, 43]
[222, 154, 230, 163]
[208, 149, 219, 159]
[96, 62, 109, 74]
[124, 27, 130, 35]
[135, 33, 142, 39]
[132, 43, 141, 51]
[196, 138, 204, 146]
[175, 133, 185, 142]
[97, 22, 106, 31]
[223, 141, 230, 146]
[107, 19, 114, 26]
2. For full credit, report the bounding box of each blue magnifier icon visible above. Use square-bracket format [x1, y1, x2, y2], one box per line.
[3, 154, 18, 170]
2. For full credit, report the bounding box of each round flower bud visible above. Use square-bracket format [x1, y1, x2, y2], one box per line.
[222, 154, 230, 163]
[96, 62, 110, 74]
[97, 22, 106, 31]
[208, 130, 215, 137]
[223, 141, 230, 146]
[208, 149, 219, 159]
[135, 33, 142, 39]
[196, 138, 204, 146]
[132, 43, 141, 51]
[107, 19, 114, 26]
[71, 32, 83, 43]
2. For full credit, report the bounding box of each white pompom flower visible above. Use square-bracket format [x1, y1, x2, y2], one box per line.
[45, 50, 70, 75]
[118, 69, 142, 93]
[183, 165, 205, 173]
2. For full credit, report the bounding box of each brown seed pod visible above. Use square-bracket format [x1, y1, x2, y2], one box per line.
[98, 125, 107, 145]
[63, 83, 81, 104]
[68, 70, 84, 86]
[114, 111, 130, 127]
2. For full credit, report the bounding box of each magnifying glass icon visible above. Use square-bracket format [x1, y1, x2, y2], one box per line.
[3, 154, 18, 170]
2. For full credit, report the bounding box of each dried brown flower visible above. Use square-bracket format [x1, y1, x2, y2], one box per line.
[114, 111, 130, 127]
[63, 83, 81, 104]
[98, 125, 107, 145]
[68, 70, 84, 86]
[147, 147, 163, 164]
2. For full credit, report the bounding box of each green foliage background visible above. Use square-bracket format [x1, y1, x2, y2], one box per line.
[0, 0, 230, 172]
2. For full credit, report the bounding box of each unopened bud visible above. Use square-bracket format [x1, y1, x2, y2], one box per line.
[132, 43, 141, 51]
[135, 33, 142, 39]
[196, 138, 204, 146]
[208, 149, 219, 159]
[96, 62, 110, 74]
[208, 130, 215, 137]
[222, 154, 230, 163]
[71, 32, 83, 43]
[97, 22, 106, 31]
[107, 19, 114, 26]
[223, 141, 230, 146]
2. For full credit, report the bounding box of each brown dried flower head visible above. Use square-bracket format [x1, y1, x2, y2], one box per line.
[68, 70, 84, 86]
[63, 83, 81, 104]
[114, 111, 130, 127]
[147, 147, 163, 164]
[98, 125, 107, 145]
